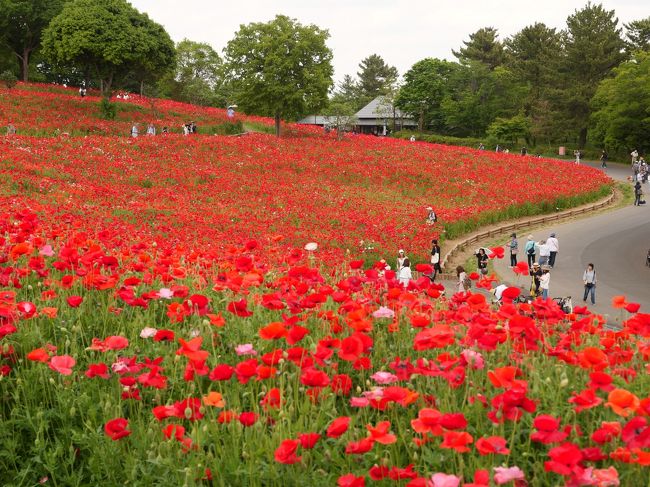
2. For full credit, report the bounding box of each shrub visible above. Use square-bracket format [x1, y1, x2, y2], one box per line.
[99, 97, 117, 120]
[0, 70, 18, 89]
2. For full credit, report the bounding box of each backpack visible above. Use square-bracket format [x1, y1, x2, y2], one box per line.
[462, 276, 472, 290]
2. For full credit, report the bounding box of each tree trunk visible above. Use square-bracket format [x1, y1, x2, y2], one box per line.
[274, 113, 281, 138]
[578, 127, 587, 149]
[18, 47, 31, 82]
[419, 111, 424, 132]
[102, 72, 114, 97]
[140, 80, 144, 96]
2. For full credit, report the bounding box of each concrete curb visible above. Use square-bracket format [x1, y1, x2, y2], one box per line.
[438, 190, 616, 278]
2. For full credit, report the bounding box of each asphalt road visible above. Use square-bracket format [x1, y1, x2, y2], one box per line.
[492, 159, 650, 321]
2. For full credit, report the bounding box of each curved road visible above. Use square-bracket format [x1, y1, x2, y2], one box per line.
[492, 160, 650, 321]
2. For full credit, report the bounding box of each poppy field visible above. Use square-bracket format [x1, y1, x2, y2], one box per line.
[1, 84, 648, 486]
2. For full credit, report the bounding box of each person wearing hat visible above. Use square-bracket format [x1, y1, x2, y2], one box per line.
[426, 207, 437, 225]
[540, 265, 551, 299]
[547, 233, 559, 268]
[396, 249, 407, 271]
[524, 235, 536, 268]
[508, 233, 518, 267]
[529, 262, 542, 297]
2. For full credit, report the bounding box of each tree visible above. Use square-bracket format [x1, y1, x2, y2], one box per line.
[356, 54, 398, 102]
[395, 58, 458, 131]
[323, 101, 357, 140]
[0, 0, 67, 81]
[453, 27, 505, 70]
[561, 2, 626, 147]
[159, 39, 223, 106]
[591, 52, 650, 153]
[224, 15, 333, 137]
[330, 74, 363, 110]
[486, 114, 531, 146]
[42, 0, 174, 96]
[625, 17, 650, 52]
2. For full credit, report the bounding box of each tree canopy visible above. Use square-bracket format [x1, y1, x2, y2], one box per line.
[224, 15, 333, 136]
[356, 54, 398, 102]
[453, 27, 505, 70]
[0, 0, 67, 81]
[42, 0, 174, 95]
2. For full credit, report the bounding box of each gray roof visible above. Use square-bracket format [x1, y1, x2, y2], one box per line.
[297, 115, 329, 125]
[355, 96, 412, 120]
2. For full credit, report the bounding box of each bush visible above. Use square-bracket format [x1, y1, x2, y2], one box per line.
[99, 97, 117, 120]
[0, 70, 18, 89]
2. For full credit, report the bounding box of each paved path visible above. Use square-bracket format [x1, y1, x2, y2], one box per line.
[492, 159, 650, 322]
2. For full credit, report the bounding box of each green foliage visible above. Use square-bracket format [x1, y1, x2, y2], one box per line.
[356, 53, 398, 101]
[0, 69, 18, 88]
[0, 0, 66, 81]
[453, 27, 505, 69]
[42, 0, 175, 96]
[99, 98, 117, 120]
[561, 2, 627, 147]
[591, 52, 650, 153]
[225, 15, 333, 136]
[486, 114, 531, 146]
[395, 58, 458, 132]
[329, 74, 364, 111]
[393, 131, 483, 149]
[625, 16, 650, 52]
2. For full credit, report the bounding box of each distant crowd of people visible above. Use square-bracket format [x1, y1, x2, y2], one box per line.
[129, 121, 197, 137]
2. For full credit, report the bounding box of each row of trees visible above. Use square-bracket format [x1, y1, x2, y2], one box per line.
[0, 1, 648, 148]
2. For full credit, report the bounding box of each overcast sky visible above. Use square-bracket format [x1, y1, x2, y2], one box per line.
[130, 0, 648, 83]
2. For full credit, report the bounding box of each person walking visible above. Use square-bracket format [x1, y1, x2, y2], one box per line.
[476, 248, 489, 276]
[582, 263, 597, 304]
[456, 266, 469, 294]
[547, 233, 559, 268]
[524, 235, 536, 268]
[634, 181, 643, 206]
[508, 233, 518, 267]
[538, 239, 551, 266]
[600, 150, 608, 169]
[430, 239, 442, 282]
[540, 266, 551, 300]
[399, 258, 412, 287]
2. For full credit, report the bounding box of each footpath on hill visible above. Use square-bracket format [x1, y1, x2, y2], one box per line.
[440, 158, 648, 324]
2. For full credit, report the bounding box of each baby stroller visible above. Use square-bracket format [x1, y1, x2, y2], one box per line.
[553, 296, 573, 314]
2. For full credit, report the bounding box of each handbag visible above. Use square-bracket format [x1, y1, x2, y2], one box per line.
[431, 253, 440, 264]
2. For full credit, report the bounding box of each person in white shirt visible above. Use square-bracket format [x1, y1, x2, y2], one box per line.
[540, 266, 551, 299]
[547, 233, 559, 268]
[491, 284, 508, 303]
[538, 239, 550, 266]
[398, 258, 412, 287]
[396, 249, 407, 271]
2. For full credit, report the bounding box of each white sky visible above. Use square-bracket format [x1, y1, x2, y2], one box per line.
[130, 0, 649, 82]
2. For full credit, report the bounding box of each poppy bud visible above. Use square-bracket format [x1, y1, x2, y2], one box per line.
[184, 407, 193, 419]
[69, 407, 76, 416]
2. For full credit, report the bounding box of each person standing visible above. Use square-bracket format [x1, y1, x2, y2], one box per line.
[524, 235, 536, 268]
[146, 123, 156, 136]
[600, 150, 608, 169]
[540, 266, 551, 300]
[529, 262, 542, 297]
[582, 263, 597, 304]
[6, 121, 16, 135]
[130, 123, 139, 138]
[399, 258, 412, 287]
[426, 207, 437, 225]
[631, 149, 639, 164]
[456, 266, 468, 294]
[430, 239, 442, 282]
[508, 233, 518, 267]
[396, 249, 407, 271]
[476, 248, 489, 276]
[521, 147, 527, 156]
[574, 150, 581, 164]
[538, 239, 551, 266]
[634, 181, 643, 206]
[547, 233, 559, 268]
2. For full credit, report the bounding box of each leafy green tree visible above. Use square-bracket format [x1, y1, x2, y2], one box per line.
[356, 54, 398, 102]
[591, 51, 650, 153]
[42, 0, 173, 96]
[561, 2, 626, 147]
[395, 58, 458, 131]
[224, 15, 333, 136]
[323, 100, 357, 140]
[0, 0, 67, 81]
[486, 114, 531, 146]
[453, 27, 505, 70]
[330, 74, 363, 110]
[625, 17, 650, 52]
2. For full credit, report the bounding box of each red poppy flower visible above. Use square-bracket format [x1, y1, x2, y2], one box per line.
[345, 437, 374, 454]
[104, 417, 131, 440]
[440, 430, 473, 453]
[48, 355, 75, 375]
[366, 421, 396, 445]
[274, 439, 301, 464]
[66, 295, 83, 307]
[327, 416, 351, 438]
[298, 432, 321, 449]
[337, 474, 365, 487]
[227, 298, 252, 317]
[475, 436, 509, 455]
